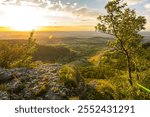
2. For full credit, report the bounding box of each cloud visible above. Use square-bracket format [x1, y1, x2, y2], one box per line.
[0, 0, 99, 18]
[4, 0, 99, 18]
[123, 0, 144, 5]
[145, 15, 150, 30]
[1, 0, 49, 6]
[73, 7, 99, 18]
[0, 0, 99, 27]
[145, 3, 150, 11]
[108, 0, 146, 5]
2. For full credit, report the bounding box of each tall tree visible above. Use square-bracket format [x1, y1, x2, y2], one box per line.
[95, 0, 146, 86]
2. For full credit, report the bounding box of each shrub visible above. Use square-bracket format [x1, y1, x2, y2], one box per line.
[59, 65, 84, 88]
[84, 79, 116, 100]
[59, 65, 85, 98]
[80, 66, 105, 79]
[0, 31, 36, 68]
[0, 42, 24, 68]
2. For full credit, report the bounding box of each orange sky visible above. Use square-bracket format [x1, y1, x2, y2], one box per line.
[0, 26, 95, 32]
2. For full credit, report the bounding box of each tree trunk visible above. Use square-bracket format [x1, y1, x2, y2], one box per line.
[120, 41, 133, 86]
[126, 53, 133, 86]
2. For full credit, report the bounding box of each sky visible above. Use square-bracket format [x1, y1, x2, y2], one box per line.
[0, 0, 150, 31]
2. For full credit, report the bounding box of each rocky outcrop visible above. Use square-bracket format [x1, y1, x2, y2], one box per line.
[0, 64, 69, 100]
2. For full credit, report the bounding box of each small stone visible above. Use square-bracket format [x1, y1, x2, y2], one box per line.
[45, 90, 62, 100]
[22, 88, 32, 99]
[0, 91, 9, 100]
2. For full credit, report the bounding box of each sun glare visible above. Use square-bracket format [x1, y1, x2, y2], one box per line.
[0, 3, 95, 31]
[1, 5, 49, 31]
[10, 25, 37, 31]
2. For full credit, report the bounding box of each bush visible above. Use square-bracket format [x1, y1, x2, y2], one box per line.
[0, 31, 36, 68]
[84, 79, 116, 100]
[0, 42, 24, 68]
[59, 65, 85, 98]
[80, 66, 105, 79]
[109, 74, 150, 100]
[59, 65, 84, 88]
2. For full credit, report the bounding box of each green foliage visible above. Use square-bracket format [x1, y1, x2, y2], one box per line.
[60, 66, 77, 88]
[80, 66, 102, 79]
[0, 42, 24, 68]
[109, 74, 134, 99]
[0, 30, 36, 68]
[96, 0, 146, 85]
[79, 64, 116, 79]
[59, 65, 84, 88]
[94, 0, 149, 99]
[20, 30, 37, 67]
[95, 50, 124, 79]
[59, 65, 85, 98]
[84, 79, 117, 100]
[109, 74, 150, 99]
[141, 70, 150, 88]
[141, 47, 150, 68]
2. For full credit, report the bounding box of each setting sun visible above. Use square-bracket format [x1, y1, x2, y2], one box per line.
[0, 5, 49, 31]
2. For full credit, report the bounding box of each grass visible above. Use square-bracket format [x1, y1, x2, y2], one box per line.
[138, 84, 150, 93]
[0, 83, 8, 92]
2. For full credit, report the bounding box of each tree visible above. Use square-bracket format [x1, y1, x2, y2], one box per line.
[20, 30, 37, 66]
[95, 0, 146, 86]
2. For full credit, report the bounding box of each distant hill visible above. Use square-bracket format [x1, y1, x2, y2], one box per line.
[0, 31, 149, 41]
[33, 44, 77, 63]
[0, 31, 112, 40]
[0, 39, 77, 63]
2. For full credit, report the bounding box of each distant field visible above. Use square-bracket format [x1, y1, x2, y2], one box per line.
[0, 31, 149, 42]
[0, 31, 112, 64]
[0, 31, 112, 55]
[0, 31, 113, 39]
[0, 31, 149, 64]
